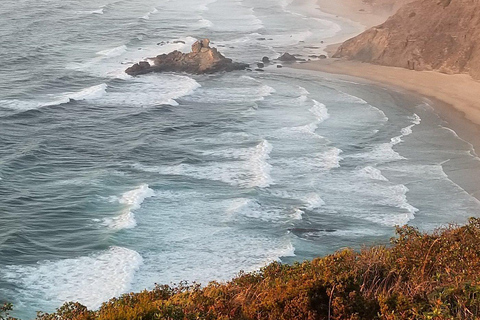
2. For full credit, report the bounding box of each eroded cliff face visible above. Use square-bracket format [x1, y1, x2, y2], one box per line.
[334, 0, 480, 79]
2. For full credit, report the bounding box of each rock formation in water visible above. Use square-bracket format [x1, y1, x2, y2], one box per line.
[277, 53, 300, 62]
[334, 0, 480, 79]
[126, 39, 249, 76]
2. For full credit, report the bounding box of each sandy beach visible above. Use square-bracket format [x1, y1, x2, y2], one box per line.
[291, 0, 480, 199]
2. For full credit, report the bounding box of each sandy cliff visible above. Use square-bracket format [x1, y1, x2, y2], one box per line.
[333, 0, 480, 79]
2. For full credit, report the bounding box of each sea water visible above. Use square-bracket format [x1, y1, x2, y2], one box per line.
[1, 0, 480, 318]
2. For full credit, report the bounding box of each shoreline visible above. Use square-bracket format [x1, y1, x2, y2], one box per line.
[291, 0, 480, 200]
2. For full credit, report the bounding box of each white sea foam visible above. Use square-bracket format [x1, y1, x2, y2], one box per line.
[352, 113, 422, 163]
[96, 45, 127, 57]
[400, 113, 421, 136]
[295, 94, 309, 103]
[291, 122, 319, 135]
[195, 0, 217, 11]
[284, 100, 329, 137]
[410, 113, 421, 125]
[365, 143, 406, 162]
[104, 184, 155, 230]
[378, 185, 419, 225]
[298, 86, 310, 96]
[185, 82, 274, 104]
[4, 247, 143, 310]
[339, 91, 368, 104]
[318, 147, 343, 170]
[141, 7, 158, 20]
[106, 74, 201, 106]
[227, 198, 269, 220]
[43, 83, 108, 107]
[247, 139, 273, 188]
[0, 99, 43, 111]
[65, 83, 108, 101]
[0, 84, 107, 111]
[357, 166, 388, 181]
[255, 242, 296, 267]
[76, 8, 104, 15]
[345, 182, 418, 227]
[339, 91, 389, 121]
[310, 100, 330, 123]
[302, 193, 325, 210]
[197, 18, 214, 28]
[132, 140, 272, 188]
[441, 125, 480, 159]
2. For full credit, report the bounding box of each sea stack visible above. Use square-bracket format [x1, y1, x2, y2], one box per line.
[125, 39, 249, 76]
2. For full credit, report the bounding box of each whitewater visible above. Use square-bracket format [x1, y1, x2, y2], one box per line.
[1, 0, 480, 318]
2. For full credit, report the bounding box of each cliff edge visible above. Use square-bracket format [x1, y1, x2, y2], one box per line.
[334, 0, 480, 79]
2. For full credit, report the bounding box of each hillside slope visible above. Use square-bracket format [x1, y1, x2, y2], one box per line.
[333, 0, 480, 79]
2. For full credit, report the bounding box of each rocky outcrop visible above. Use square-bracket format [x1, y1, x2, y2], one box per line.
[126, 39, 249, 76]
[277, 53, 299, 62]
[334, 0, 480, 79]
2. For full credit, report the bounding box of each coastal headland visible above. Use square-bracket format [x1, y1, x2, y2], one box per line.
[296, 0, 480, 130]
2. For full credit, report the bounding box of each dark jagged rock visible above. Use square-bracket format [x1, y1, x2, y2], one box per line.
[277, 52, 306, 62]
[278, 52, 298, 61]
[125, 38, 249, 76]
[277, 65, 283, 68]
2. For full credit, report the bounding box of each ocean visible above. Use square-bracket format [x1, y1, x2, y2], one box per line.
[1, 0, 480, 318]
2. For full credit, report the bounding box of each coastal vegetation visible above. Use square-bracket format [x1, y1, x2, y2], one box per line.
[5, 218, 480, 319]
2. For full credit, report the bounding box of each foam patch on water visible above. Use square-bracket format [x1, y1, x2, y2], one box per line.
[96, 45, 127, 58]
[352, 113, 421, 163]
[292, 208, 304, 220]
[377, 185, 419, 225]
[133, 140, 273, 188]
[64, 83, 108, 102]
[195, 0, 218, 11]
[104, 74, 201, 107]
[104, 184, 155, 230]
[302, 193, 326, 209]
[318, 147, 343, 170]
[285, 100, 329, 138]
[226, 198, 282, 221]
[75, 8, 104, 15]
[338, 91, 388, 121]
[0, 84, 107, 111]
[249, 139, 273, 188]
[441, 125, 480, 160]
[357, 166, 388, 181]
[183, 79, 274, 104]
[298, 86, 310, 96]
[141, 7, 158, 20]
[197, 18, 214, 28]
[310, 100, 330, 123]
[4, 247, 143, 310]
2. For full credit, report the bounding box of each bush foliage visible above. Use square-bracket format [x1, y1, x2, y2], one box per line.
[10, 218, 480, 319]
